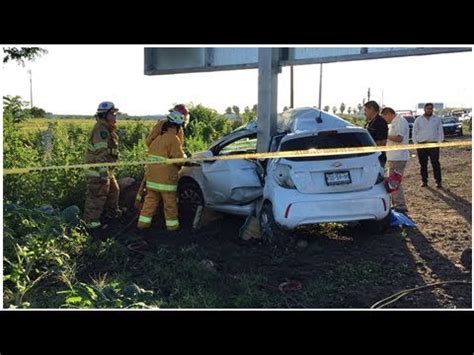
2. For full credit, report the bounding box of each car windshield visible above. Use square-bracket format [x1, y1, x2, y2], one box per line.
[442, 117, 458, 124]
[279, 131, 376, 161]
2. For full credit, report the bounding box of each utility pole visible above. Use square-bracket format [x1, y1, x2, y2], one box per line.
[290, 66, 294, 108]
[318, 64, 323, 109]
[381, 89, 384, 107]
[367, 87, 371, 102]
[28, 69, 33, 108]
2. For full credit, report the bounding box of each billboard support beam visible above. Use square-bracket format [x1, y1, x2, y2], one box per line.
[257, 48, 280, 153]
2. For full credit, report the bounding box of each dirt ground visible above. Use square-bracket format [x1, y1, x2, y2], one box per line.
[117, 136, 472, 308]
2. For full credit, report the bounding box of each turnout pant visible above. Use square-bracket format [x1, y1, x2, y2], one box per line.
[138, 189, 179, 231]
[416, 147, 441, 184]
[83, 174, 120, 228]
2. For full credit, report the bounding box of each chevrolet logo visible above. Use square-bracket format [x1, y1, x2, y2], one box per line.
[332, 162, 342, 168]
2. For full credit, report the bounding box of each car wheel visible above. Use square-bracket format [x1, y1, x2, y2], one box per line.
[178, 180, 204, 229]
[359, 211, 391, 234]
[458, 129, 463, 136]
[259, 202, 289, 246]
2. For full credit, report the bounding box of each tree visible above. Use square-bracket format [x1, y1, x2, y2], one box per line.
[339, 103, 346, 114]
[357, 103, 363, 113]
[244, 106, 251, 114]
[323, 105, 330, 112]
[241, 108, 257, 124]
[232, 105, 240, 116]
[185, 104, 232, 144]
[332, 106, 337, 114]
[3, 95, 31, 124]
[283, 106, 289, 111]
[28, 106, 47, 118]
[3, 47, 48, 66]
[347, 107, 352, 115]
[251, 104, 258, 113]
[225, 107, 233, 114]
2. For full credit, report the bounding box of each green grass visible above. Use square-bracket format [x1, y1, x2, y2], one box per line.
[18, 118, 156, 131]
[3, 210, 414, 309]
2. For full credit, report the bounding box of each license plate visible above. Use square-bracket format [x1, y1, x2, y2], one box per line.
[325, 171, 351, 186]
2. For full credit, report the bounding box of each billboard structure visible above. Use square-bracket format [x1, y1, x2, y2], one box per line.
[144, 47, 471, 151]
[145, 47, 469, 75]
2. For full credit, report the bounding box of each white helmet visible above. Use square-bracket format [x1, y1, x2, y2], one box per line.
[167, 110, 185, 125]
[97, 101, 119, 113]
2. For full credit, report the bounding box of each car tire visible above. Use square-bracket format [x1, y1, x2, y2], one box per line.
[359, 211, 391, 234]
[178, 180, 204, 229]
[259, 202, 289, 246]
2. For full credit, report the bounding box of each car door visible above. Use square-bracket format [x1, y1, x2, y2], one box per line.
[201, 133, 263, 205]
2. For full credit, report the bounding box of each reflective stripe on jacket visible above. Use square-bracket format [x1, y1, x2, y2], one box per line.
[145, 129, 186, 189]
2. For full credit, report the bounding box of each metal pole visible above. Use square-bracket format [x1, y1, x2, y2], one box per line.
[318, 64, 323, 109]
[290, 66, 294, 108]
[28, 69, 33, 108]
[257, 48, 279, 153]
[368, 87, 371, 102]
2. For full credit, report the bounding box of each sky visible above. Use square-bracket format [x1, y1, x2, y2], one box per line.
[1, 45, 472, 116]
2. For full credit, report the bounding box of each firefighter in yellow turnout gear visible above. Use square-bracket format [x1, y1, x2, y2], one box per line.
[83, 101, 121, 231]
[134, 104, 188, 209]
[137, 110, 186, 232]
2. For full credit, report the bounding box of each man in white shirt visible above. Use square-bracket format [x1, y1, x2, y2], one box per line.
[381, 107, 410, 213]
[412, 103, 444, 188]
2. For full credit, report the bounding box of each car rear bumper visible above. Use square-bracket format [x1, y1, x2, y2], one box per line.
[267, 184, 390, 229]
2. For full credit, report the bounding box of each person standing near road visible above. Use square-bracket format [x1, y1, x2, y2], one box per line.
[381, 107, 410, 213]
[412, 103, 444, 188]
[364, 101, 388, 167]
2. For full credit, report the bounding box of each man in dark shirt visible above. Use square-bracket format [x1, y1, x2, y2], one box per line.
[364, 100, 388, 167]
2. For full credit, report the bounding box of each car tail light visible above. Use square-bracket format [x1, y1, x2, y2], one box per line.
[273, 163, 296, 189]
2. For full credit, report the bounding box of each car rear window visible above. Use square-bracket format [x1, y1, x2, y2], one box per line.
[279, 131, 376, 161]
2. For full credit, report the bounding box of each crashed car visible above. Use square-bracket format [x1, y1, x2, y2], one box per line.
[178, 107, 392, 240]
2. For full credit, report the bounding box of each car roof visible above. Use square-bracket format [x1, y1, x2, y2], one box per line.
[279, 107, 355, 133]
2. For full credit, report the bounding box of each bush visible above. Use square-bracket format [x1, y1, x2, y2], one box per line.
[3, 204, 88, 308]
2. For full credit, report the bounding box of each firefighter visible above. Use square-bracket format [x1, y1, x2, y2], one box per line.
[137, 110, 186, 234]
[134, 104, 189, 209]
[83, 101, 121, 234]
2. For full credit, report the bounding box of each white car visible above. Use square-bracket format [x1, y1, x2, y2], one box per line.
[178, 107, 391, 241]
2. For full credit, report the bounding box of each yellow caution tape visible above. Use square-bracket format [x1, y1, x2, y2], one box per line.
[3, 140, 471, 176]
